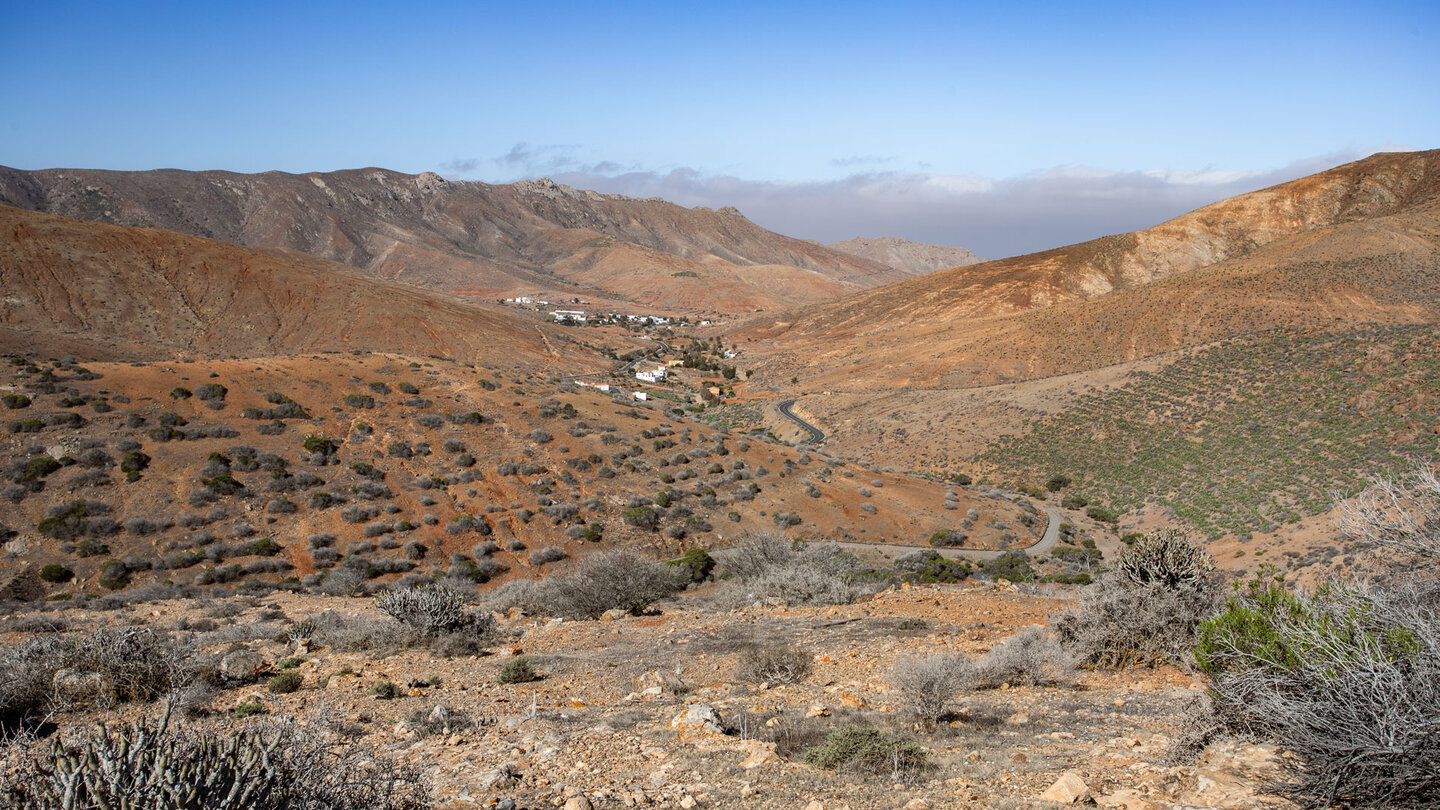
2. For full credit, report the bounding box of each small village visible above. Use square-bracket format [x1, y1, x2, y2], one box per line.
[498, 296, 715, 330]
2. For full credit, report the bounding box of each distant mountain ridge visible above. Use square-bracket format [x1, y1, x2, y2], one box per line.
[827, 236, 982, 275]
[0, 166, 915, 314]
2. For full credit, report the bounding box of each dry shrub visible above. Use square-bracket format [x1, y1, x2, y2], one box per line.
[889, 653, 971, 728]
[482, 550, 684, 619]
[737, 643, 813, 685]
[1051, 528, 1221, 668]
[1197, 578, 1440, 807]
[0, 627, 197, 725]
[715, 533, 869, 607]
[307, 611, 415, 654]
[373, 583, 468, 636]
[974, 625, 1074, 687]
[0, 711, 430, 809]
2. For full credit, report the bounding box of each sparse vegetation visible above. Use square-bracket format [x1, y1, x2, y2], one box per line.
[485, 549, 683, 619]
[979, 325, 1440, 539]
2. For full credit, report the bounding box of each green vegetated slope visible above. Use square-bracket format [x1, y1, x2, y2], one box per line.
[977, 323, 1440, 538]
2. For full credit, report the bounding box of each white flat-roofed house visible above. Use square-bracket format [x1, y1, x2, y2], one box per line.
[635, 365, 667, 383]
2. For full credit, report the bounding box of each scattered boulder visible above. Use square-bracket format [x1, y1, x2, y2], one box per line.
[739, 741, 780, 769]
[1040, 771, 1090, 804]
[670, 704, 725, 739]
[219, 648, 265, 681]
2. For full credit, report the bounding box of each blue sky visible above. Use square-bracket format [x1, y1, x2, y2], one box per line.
[3, 0, 1436, 257]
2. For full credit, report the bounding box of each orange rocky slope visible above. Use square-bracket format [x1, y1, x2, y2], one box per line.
[0, 204, 585, 368]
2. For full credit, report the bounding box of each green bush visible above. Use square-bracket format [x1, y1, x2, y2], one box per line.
[981, 549, 1034, 582]
[119, 450, 150, 474]
[1086, 505, 1121, 523]
[2, 393, 30, 409]
[1046, 474, 1072, 492]
[303, 435, 340, 456]
[802, 726, 929, 779]
[267, 671, 303, 694]
[665, 548, 715, 583]
[622, 506, 659, 530]
[247, 538, 283, 557]
[37, 500, 114, 540]
[894, 549, 970, 583]
[368, 681, 398, 700]
[203, 474, 245, 496]
[927, 529, 968, 547]
[496, 656, 536, 684]
[194, 382, 228, 401]
[97, 559, 130, 590]
[38, 563, 73, 583]
[16, 456, 61, 484]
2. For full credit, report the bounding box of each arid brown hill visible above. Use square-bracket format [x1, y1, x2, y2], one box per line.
[750, 150, 1440, 340]
[0, 205, 586, 367]
[827, 236, 982, 274]
[0, 167, 908, 314]
[743, 150, 1440, 390]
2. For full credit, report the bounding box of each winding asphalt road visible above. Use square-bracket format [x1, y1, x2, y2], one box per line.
[772, 397, 1061, 562]
[777, 398, 826, 444]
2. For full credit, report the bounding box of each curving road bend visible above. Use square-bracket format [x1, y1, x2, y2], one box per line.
[777, 398, 826, 444]
[772, 396, 1061, 560]
[829, 501, 1062, 563]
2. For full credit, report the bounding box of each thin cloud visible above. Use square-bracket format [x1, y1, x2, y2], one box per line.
[830, 155, 898, 168]
[441, 145, 640, 181]
[553, 150, 1366, 258]
[440, 157, 482, 174]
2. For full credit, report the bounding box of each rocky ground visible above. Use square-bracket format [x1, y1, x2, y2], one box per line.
[4, 580, 1297, 810]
